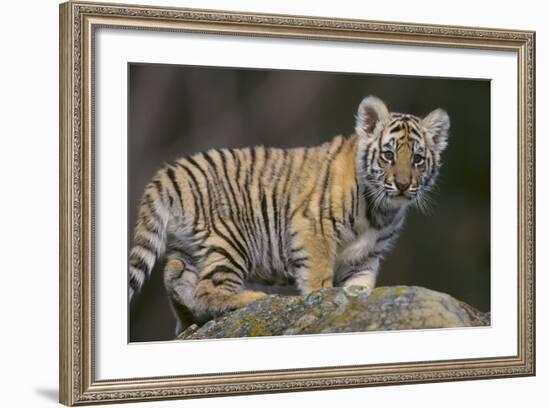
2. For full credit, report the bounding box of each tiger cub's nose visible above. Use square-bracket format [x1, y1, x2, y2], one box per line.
[396, 181, 411, 192]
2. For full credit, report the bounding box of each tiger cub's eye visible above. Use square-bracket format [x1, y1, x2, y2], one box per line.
[383, 151, 394, 161]
[413, 154, 424, 164]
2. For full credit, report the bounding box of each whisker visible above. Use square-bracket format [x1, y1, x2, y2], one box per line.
[414, 191, 436, 215]
[372, 187, 387, 213]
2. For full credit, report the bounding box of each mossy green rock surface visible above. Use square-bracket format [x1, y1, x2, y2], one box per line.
[176, 286, 490, 340]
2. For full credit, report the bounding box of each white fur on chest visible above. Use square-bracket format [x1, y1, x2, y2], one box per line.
[335, 207, 404, 268]
[336, 220, 378, 264]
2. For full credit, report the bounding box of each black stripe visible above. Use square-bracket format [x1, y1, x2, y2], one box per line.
[259, 148, 271, 184]
[196, 291, 209, 300]
[337, 267, 377, 286]
[408, 124, 422, 138]
[260, 193, 273, 262]
[244, 148, 259, 224]
[141, 217, 161, 236]
[175, 161, 209, 231]
[389, 123, 402, 133]
[132, 244, 156, 258]
[202, 150, 218, 171]
[338, 253, 380, 285]
[291, 262, 307, 269]
[271, 151, 288, 264]
[353, 177, 360, 226]
[186, 184, 202, 231]
[152, 179, 163, 199]
[297, 148, 309, 175]
[376, 229, 399, 243]
[199, 152, 223, 206]
[230, 149, 242, 184]
[242, 149, 262, 244]
[377, 128, 385, 160]
[429, 151, 438, 176]
[204, 246, 246, 277]
[279, 152, 294, 265]
[363, 141, 373, 168]
[294, 185, 315, 220]
[186, 156, 208, 182]
[402, 119, 410, 139]
[348, 251, 382, 268]
[141, 195, 163, 235]
[242, 184, 261, 255]
[165, 167, 183, 207]
[336, 269, 359, 285]
[272, 190, 284, 263]
[129, 254, 150, 274]
[203, 265, 244, 282]
[129, 274, 141, 292]
[367, 143, 377, 170]
[250, 147, 256, 171]
[133, 234, 156, 253]
[165, 247, 192, 260]
[244, 147, 256, 199]
[185, 178, 202, 232]
[349, 182, 357, 229]
[144, 193, 162, 225]
[423, 151, 438, 186]
[290, 255, 309, 269]
[257, 149, 273, 264]
[212, 276, 242, 288]
[318, 166, 331, 234]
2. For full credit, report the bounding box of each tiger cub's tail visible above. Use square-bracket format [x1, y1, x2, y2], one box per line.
[128, 180, 170, 303]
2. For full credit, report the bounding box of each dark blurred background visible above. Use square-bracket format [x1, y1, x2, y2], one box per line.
[129, 63, 490, 342]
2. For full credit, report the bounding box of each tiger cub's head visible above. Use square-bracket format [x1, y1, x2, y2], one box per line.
[355, 96, 450, 211]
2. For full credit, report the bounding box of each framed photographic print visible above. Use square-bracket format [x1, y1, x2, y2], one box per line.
[59, 1, 535, 405]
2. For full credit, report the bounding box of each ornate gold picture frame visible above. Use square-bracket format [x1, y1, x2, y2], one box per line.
[59, 1, 535, 405]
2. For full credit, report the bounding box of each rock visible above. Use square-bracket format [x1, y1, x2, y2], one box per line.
[176, 286, 490, 340]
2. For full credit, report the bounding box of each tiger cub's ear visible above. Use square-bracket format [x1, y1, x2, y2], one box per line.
[422, 108, 450, 153]
[355, 96, 390, 139]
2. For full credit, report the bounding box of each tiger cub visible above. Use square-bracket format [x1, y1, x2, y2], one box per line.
[129, 96, 450, 332]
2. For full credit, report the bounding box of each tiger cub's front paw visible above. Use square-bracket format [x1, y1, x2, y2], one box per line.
[342, 271, 377, 291]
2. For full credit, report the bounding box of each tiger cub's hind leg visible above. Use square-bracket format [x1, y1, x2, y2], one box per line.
[194, 280, 268, 321]
[193, 249, 267, 321]
[163, 251, 199, 336]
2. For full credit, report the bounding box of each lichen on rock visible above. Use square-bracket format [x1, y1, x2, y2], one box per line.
[176, 286, 490, 341]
